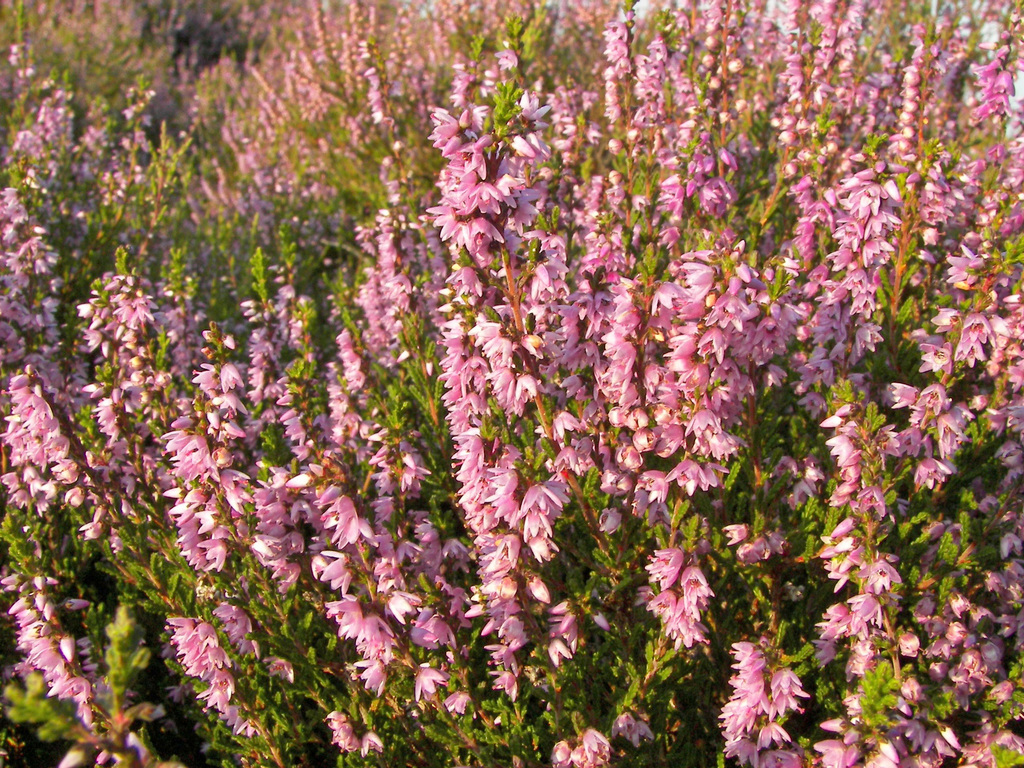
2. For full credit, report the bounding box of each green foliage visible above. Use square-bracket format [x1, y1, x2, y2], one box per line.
[251, 246, 269, 304]
[493, 80, 525, 136]
[858, 663, 899, 733]
[4, 674, 78, 743]
[104, 607, 152, 712]
[993, 745, 1024, 768]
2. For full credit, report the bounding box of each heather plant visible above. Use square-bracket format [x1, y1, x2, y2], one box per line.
[2, 1, 1024, 768]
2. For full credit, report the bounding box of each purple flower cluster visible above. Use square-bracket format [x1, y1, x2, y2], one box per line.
[720, 642, 807, 767]
[167, 617, 256, 737]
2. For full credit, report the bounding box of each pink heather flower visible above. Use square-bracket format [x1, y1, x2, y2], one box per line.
[552, 740, 572, 768]
[548, 638, 573, 667]
[443, 691, 471, 715]
[3, 374, 70, 485]
[319, 489, 365, 549]
[815, 739, 860, 768]
[646, 548, 686, 590]
[167, 618, 228, 679]
[598, 507, 621, 533]
[265, 657, 294, 682]
[163, 421, 215, 483]
[496, 49, 517, 72]
[724, 524, 750, 545]
[212, 603, 259, 658]
[414, 664, 448, 701]
[167, 617, 254, 735]
[355, 658, 387, 697]
[312, 551, 353, 593]
[387, 590, 421, 625]
[919, 343, 954, 374]
[826, 434, 861, 469]
[360, 731, 384, 756]
[973, 47, 1016, 122]
[491, 669, 518, 700]
[769, 669, 808, 720]
[326, 598, 396, 663]
[955, 313, 994, 366]
[889, 383, 918, 409]
[647, 563, 713, 648]
[571, 729, 611, 768]
[410, 612, 457, 649]
[611, 712, 654, 747]
[947, 245, 984, 287]
[327, 711, 360, 752]
[526, 576, 551, 604]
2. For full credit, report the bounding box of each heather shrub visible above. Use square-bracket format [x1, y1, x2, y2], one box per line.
[2, 1, 1024, 768]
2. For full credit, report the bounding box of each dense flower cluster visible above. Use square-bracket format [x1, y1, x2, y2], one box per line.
[1, 1, 1024, 767]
